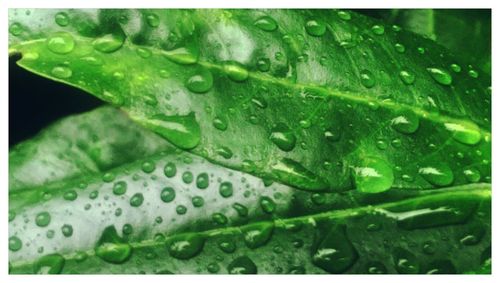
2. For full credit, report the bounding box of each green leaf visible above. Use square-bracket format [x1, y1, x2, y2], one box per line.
[9, 106, 172, 192]
[9, 9, 491, 194]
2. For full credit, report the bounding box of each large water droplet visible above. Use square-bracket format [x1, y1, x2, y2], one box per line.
[254, 16, 278, 32]
[242, 222, 274, 249]
[92, 34, 124, 53]
[219, 182, 233, 198]
[146, 113, 201, 149]
[391, 111, 419, 134]
[312, 225, 358, 273]
[418, 162, 454, 186]
[163, 47, 199, 65]
[305, 19, 326, 37]
[186, 69, 213, 93]
[168, 234, 205, 259]
[352, 157, 394, 193]
[271, 158, 327, 191]
[164, 162, 177, 177]
[196, 173, 209, 189]
[130, 193, 144, 207]
[427, 68, 453, 86]
[444, 121, 481, 145]
[34, 254, 65, 274]
[141, 160, 156, 173]
[47, 32, 75, 54]
[227, 256, 257, 274]
[270, 123, 296, 152]
[160, 187, 176, 202]
[463, 168, 481, 183]
[224, 62, 249, 82]
[95, 226, 132, 264]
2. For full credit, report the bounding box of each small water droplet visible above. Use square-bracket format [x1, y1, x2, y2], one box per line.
[136, 47, 152, 58]
[360, 69, 376, 88]
[242, 222, 274, 249]
[468, 69, 479, 78]
[312, 225, 358, 273]
[219, 182, 233, 198]
[176, 205, 187, 215]
[427, 68, 452, 86]
[196, 173, 209, 189]
[141, 160, 156, 173]
[393, 248, 419, 274]
[192, 196, 204, 207]
[92, 34, 124, 53]
[146, 13, 160, 27]
[371, 24, 385, 35]
[54, 12, 69, 26]
[227, 256, 257, 274]
[163, 47, 199, 65]
[399, 70, 415, 85]
[47, 32, 75, 54]
[305, 19, 326, 37]
[130, 193, 144, 207]
[164, 162, 177, 177]
[186, 69, 213, 93]
[352, 157, 394, 193]
[35, 212, 51, 227]
[9, 236, 22, 251]
[260, 196, 276, 213]
[444, 121, 481, 145]
[61, 224, 73, 237]
[63, 190, 77, 201]
[391, 111, 419, 134]
[95, 226, 131, 264]
[254, 16, 278, 32]
[224, 62, 249, 82]
[394, 43, 405, 53]
[450, 63, 461, 73]
[182, 171, 193, 184]
[337, 11, 351, 21]
[463, 168, 481, 183]
[213, 116, 228, 131]
[9, 22, 23, 36]
[257, 58, 270, 72]
[271, 158, 327, 191]
[232, 203, 248, 217]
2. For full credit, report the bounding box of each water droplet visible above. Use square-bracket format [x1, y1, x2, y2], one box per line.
[426, 260, 456, 274]
[366, 262, 387, 274]
[271, 158, 327, 191]
[468, 69, 479, 78]
[122, 224, 133, 235]
[460, 224, 485, 245]
[270, 123, 296, 152]
[232, 203, 248, 217]
[242, 222, 274, 249]
[360, 69, 376, 88]
[337, 11, 351, 21]
[399, 70, 415, 85]
[63, 190, 77, 201]
[427, 68, 452, 86]
[164, 162, 177, 177]
[393, 248, 419, 274]
[61, 224, 73, 237]
[102, 172, 116, 182]
[146, 13, 160, 27]
[196, 173, 209, 189]
[182, 171, 193, 184]
[224, 62, 249, 82]
[141, 160, 156, 173]
[371, 25, 385, 35]
[168, 234, 205, 259]
[213, 116, 228, 131]
[192, 196, 204, 207]
[95, 226, 132, 264]
[34, 254, 65, 274]
[450, 63, 461, 73]
[9, 22, 23, 36]
[112, 181, 127, 195]
[305, 19, 326, 37]
[257, 58, 270, 72]
[186, 69, 213, 93]
[136, 47, 152, 58]
[176, 205, 187, 215]
[156, 187, 175, 205]
[312, 225, 358, 273]
[391, 111, 419, 134]
[216, 146, 233, 159]
[219, 182, 233, 198]
[394, 43, 405, 53]
[227, 256, 257, 274]
[92, 34, 124, 53]
[163, 47, 199, 65]
[35, 212, 51, 227]
[207, 262, 220, 273]
[54, 12, 69, 26]
[324, 130, 341, 142]
[47, 32, 75, 55]
[463, 168, 481, 183]
[260, 196, 276, 213]
[9, 236, 22, 251]
[254, 16, 278, 32]
[212, 213, 228, 224]
[130, 193, 144, 207]
[444, 120, 481, 145]
[146, 113, 201, 150]
[418, 162, 454, 186]
[352, 157, 394, 193]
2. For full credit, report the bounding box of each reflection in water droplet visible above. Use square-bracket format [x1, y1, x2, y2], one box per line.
[254, 16, 278, 32]
[272, 158, 327, 191]
[51, 66, 73, 79]
[371, 25, 385, 35]
[163, 47, 199, 65]
[146, 113, 201, 149]
[54, 12, 70, 26]
[399, 70, 415, 85]
[92, 34, 124, 53]
[391, 111, 419, 134]
[227, 256, 257, 274]
[427, 68, 453, 86]
[312, 225, 358, 273]
[305, 19, 326, 37]
[444, 121, 481, 145]
[224, 62, 249, 82]
[360, 69, 376, 88]
[270, 123, 296, 152]
[186, 69, 213, 93]
[352, 157, 394, 193]
[418, 162, 454, 186]
[393, 248, 419, 274]
[242, 222, 274, 249]
[47, 32, 75, 54]
[168, 234, 205, 259]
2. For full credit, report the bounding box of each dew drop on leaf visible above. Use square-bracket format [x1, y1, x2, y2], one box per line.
[399, 70, 415, 85]
[163, 47, 199, 65]
[242, 222, 274, 249]
[254, 16, 278, 32]
[312, 225, 358, 273]
[269, 123, 296, 152]
[182, 171, 193, 184]
[112, 181, 127, 195]
[305, 19, 326, 37]
[418, 162, 454, 186]
[427, 67, 453, 86]
[50, 66, 72, 79]
[163, 162, 177, 178]
[391, 111, 419, 134]
[160, 187, 175, 203]
[192, 196, 204, 207]
[145, 13, 160, 27]
[63, 190, 77, 201]
[468, 69, 479, 78]
[352, 157, 394, 193]
[146, 113, 201, 150]
[9, 22, 23, 36]
[257, 58, 271, 72]
[337, 11, 351, 21]
[232, 203, 248, 217]
[360, 69, 376, 88]
[212, 213, 228, 224]
[95, 227, 132, 264]
[260, 196, 276, 213]
[92, 34, 124, 53]
[213, 116, 228, 131]
[271, 158, 327, 191]
[444, 120, 481, 145]
[141, 160, 156, 173]
[219, 181, 233, 198]
[371, 24, 385, 35]
[450, 63, 462, 73]
[47, 32, 75, 54]
[224, 62, 249, 82]
[393, 248, 419, 274]
[463, 168, 481, 183]
[54, 12, 69, 26]
[35, 212, 51, 227]
[168, 234, 205, 259]
[9, 236, 22, 251]
[136, 47, 152, 58]
[129, 193, 144, 207]
[227, 256, 257, 274]
[176, 205, 187, 215]
[196, 173, 209, 189]
[366, 261, 387, 274]
[185, 69, 213, 93]
[61, 224, 73, 237]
